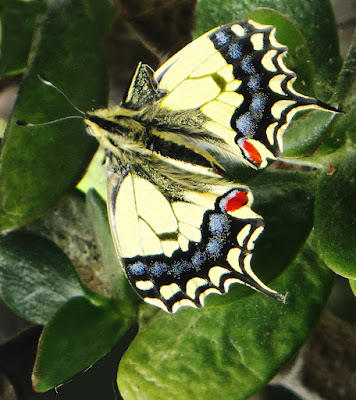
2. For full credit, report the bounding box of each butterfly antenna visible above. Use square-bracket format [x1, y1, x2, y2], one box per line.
[16, 75, 88, 127]
[37, 75, 86, 117]
[16, 115, 84, 127]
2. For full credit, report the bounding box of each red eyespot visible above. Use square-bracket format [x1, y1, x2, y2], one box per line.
[241, 140, 262, 165]
[225, 191, 248, 212]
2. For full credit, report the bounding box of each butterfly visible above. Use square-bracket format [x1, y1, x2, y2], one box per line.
[65, 21, 338, 313]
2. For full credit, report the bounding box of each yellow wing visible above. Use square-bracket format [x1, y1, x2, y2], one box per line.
[107, 167, 284, 313]
[154, 20, 337, 169]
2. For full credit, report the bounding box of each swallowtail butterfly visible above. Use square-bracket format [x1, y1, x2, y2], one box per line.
[40, 21, 339, 313]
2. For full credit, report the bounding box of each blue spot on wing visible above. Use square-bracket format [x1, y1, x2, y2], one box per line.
[235, 112, 256, 135]
[206, 238, 223, 258]
[129, 261, 146, 276]
[150, 261, 168, 277]
[214, 31, 230, 46]
[247, 75, 261, 92]
[250, 94, 267, 118]
[228, 43, 243, 60]
[209, 214, 230, 236]
[191, 250, 206, 269]
[172, 260, 192, 276]
[241, 57, 256, 74]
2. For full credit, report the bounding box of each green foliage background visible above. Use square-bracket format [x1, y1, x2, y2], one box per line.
[0, 0, 355, 398]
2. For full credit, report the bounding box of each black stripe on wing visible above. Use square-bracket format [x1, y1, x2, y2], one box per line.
[208, 21, 338, 166]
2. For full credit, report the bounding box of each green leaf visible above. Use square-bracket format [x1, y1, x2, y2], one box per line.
[33, 295, 132, 392]
[246, 8, 315, 96]
[85, 0, 117, 37]
[283, 111, 336, 157]
[0, 0, 45, 77]
[247, 169, 317, 287]
[312, 111, 354, 159]
[86, 189, 139, 314]
[77, 149, 107, 199]
[334, 28, 356, 109]
[117, 235, 333, 400]
[315, 143, 356, 279]
[350, 279, 356, 297]
[0, 0, 110, 231]
[196, 0, 342, 100]
[0, 118, 6, 139]
[0, 231, 85, 324]
[310, 29, 356, 156]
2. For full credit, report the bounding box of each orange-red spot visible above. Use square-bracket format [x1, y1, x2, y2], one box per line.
[225, 191, 248, 212]
[242, 140, 262, 165]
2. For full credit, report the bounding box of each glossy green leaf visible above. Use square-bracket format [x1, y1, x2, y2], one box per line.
[350, 279, 356, 297]
[25, 189, 115, 300]
[86, 189, 139, 314]
[33, 295, 131, 392]
[334, 28, 356, 110]
[0, 231, 85, 324]
[77, 149, 107, 199]
[196, 0, 342, 100]
[283, 111, 336, 158]
[312, 111, 353, 159]
[117, 235, 333, 400]
[315, 144, 356, 279]
[247, 169, 316, 285]
[0, 0, 109, 231]
[246, 8, 315, 96]
[0, 0, 45, 77]
[0, 119, 6, 139]
[311, 28, 356, 156]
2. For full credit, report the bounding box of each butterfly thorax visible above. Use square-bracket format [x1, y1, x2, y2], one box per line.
[84, 102, 231, 182]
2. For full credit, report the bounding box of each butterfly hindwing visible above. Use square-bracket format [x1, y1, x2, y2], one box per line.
[107, 167, 284, 313]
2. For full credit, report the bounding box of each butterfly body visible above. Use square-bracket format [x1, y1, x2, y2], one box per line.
[85, 66, 240, 198]
[83, 20, 337, 313]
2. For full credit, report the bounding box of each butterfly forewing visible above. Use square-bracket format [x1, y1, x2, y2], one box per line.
[155, 20, 337, 169]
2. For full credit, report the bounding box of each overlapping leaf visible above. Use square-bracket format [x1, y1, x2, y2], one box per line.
[33, 296, 133, 392]
[0, 231, 85, 324]
[314, 30, 356, 280]
[0, 0, 112, 231]
[0, 0, 45, 78]
[117, 235, 333, 400]
[315, 144, 356, 279]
